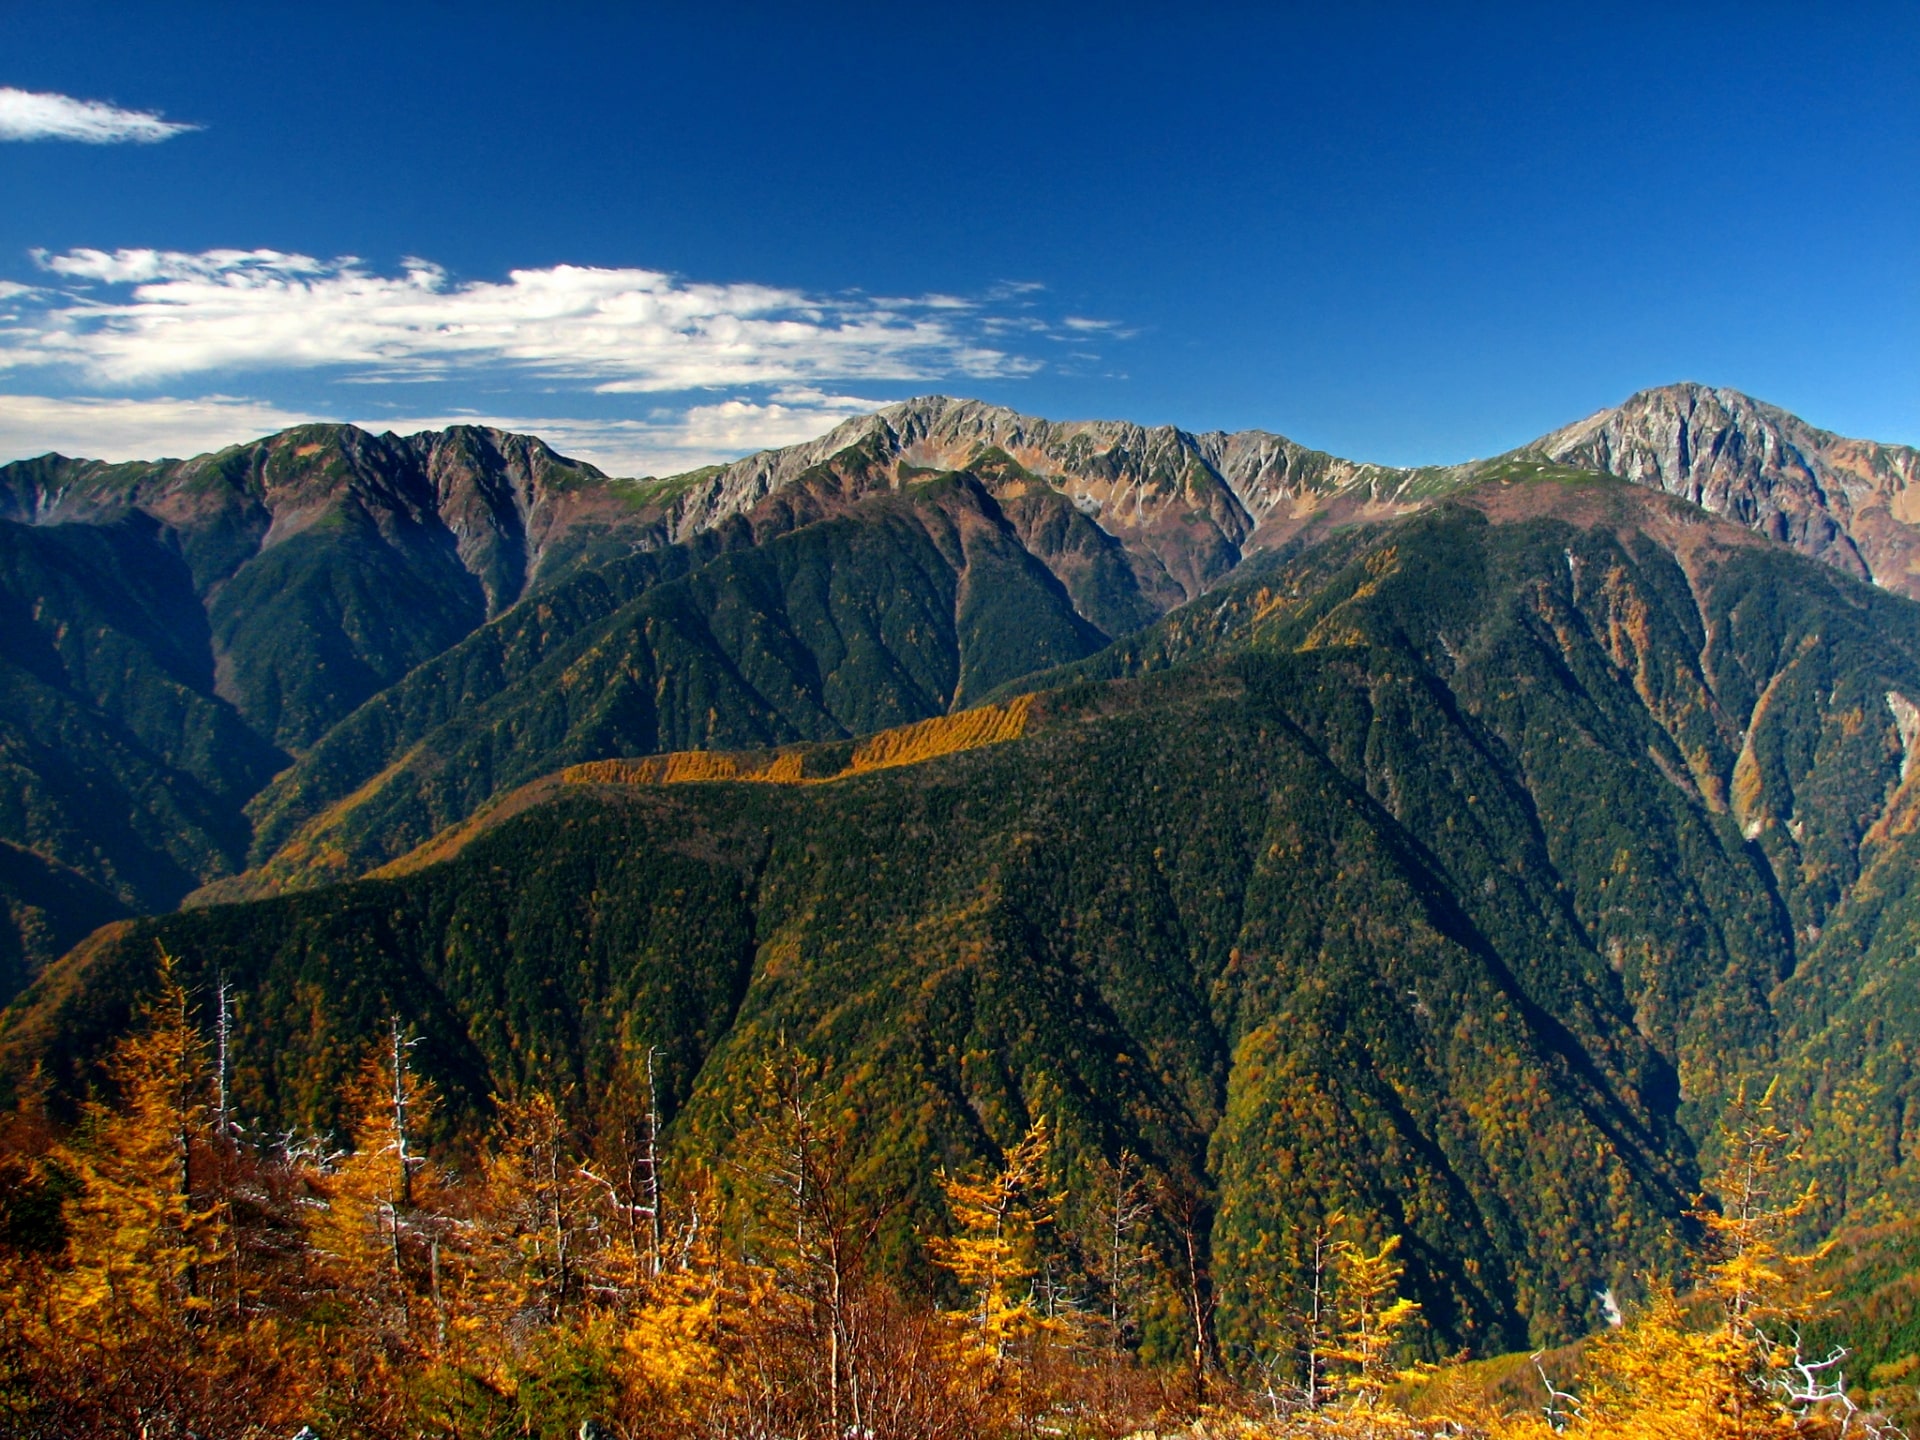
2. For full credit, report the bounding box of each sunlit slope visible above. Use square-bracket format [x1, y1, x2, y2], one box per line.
[369, 695, 1038, 877]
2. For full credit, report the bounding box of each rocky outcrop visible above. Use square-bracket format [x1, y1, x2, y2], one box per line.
[653, 396, 1422, 604]
[1524, 383, 1920, 598]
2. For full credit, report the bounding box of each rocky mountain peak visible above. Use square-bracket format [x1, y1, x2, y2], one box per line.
[648, 395, 1427, 606]
[1524, 382, 1920, 594]
[0, 422, 625, 611]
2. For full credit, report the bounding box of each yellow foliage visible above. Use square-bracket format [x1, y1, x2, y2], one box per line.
[563, 694, 1034, 789]
[843, 695, 1034, 775]
[52, 948, 228, 1330]
[615, 1195, 778, 1428]
[1327, 1236, 1421, 1406]
[571, 748, 810, 785]
[928, 1114, 1067, 1363]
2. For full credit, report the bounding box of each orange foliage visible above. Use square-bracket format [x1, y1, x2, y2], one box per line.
[563, 694, 1035, 790]
[843, 695, 1034, 775]
[0, 962, 1900, 1440]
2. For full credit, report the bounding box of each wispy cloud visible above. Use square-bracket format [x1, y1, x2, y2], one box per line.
[1061, 316, 1135, 337]
[375, 389, 893, 476]
[0, 88, 200, 144]
[0, 394, 317, 461]
[0, 389, 894, 477]
[2, 249, 1040, 391]
[0, 248, 1135, 473]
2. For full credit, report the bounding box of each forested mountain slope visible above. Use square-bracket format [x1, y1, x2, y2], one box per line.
[0, 510, 285, 915]
[0, 840, 127, 999]
[213, 441, 1164, 900]
[18, 472, 1920, 1357]
[0, 425, 658, 969]
[5, 385, 1915, 993]
[0, 418, 1191, 973]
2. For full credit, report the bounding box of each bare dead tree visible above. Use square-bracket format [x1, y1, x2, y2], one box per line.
[583, 1045, 666, 1297]
[740, 1048, 901, 1440]
[1296, 1212, 1344, 1411]
[1157, 1175, 1217, 1406]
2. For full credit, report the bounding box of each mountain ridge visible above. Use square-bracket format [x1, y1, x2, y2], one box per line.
[636, 383, 1920, 601]
[3, 382, 1916, 980]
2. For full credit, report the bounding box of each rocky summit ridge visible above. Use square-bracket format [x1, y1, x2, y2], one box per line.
[6, 381, 1911, 614]
[648, 382, 1920, 601]
[1523, 384, 1920, 596]
[650, 396, 1424, 602]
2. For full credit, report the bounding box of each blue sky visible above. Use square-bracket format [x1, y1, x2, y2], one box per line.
[0, 1, 1913, 474]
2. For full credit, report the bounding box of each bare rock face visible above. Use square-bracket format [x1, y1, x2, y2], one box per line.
[654, 396, 1421, 605]
[1525, 384, 1920, 597]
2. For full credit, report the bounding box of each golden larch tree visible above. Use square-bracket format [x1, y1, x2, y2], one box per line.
[54, 947, 228, 1331]
[929, 1114, 1065, 1362]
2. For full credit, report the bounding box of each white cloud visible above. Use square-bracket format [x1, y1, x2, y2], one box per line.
[675, 392, 885, 453]
[2, 249, 1039, 392]
[0, 88, 199, 144]
[0, 391, 889, 478]
[0, 394, 319, 462]
[38, 248, 328, 284]
[1061, 316, 1134, 336]
[371, 391, 891, 476]
[0, 250, 1136, 474]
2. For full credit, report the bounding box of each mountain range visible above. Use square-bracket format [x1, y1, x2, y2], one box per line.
[6, 382, 1920, 1356]
[4, 383, 1916, 973]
